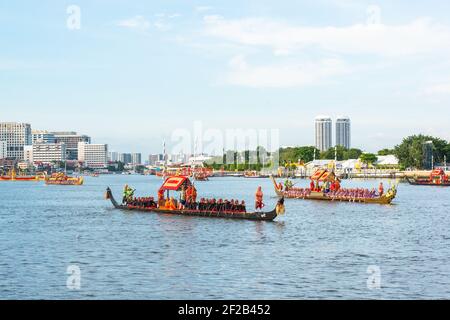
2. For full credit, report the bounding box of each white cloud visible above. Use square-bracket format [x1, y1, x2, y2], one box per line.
[203, 15, 450, 57]
[195, 6, 213, 13]
[225, 55, 351, 88]
[117, 16, 150, 30]
[423, 83, 450, 95]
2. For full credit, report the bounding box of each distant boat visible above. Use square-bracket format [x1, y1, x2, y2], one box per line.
[244, 170, 269, 178]
[271, 171, 397, 205]
[0, 169, 39, 182]
[406, 169, 449, 186]
[45, 173, 83, 186]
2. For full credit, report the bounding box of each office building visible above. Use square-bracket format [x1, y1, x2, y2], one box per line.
[108, 151, 119, 162]
[315, 116, 332, 152]
[53, 132, 91, 160]
[131, 153, 142, 165]
[336, 116, 351, 149]
[24, 143, 66, 163]
[0, 141, 7, 159]
[0, 122, 32, 160]
[149, 154, 164, 165]
[32, 130, 56, 144]
[119, 153, 132, 164]
[78, 142, 108, 168]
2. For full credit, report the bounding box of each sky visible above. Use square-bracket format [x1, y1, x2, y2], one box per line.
[1, 0, 450, 156]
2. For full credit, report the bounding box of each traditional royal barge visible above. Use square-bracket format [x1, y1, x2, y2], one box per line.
[271, 170, 397, 205]
[106, 176, 285, 221]
[45, 173, 84, 185]
[406, 169, 450, 186]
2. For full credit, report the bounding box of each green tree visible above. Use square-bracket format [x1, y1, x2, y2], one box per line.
[378, 148, 395, 156]
[344, 148, 363, 160]
[360, 153, 378, 165]
[279, 146, 319, 164]
[320, 146, 346, 160]
[394, 135, 449, 169]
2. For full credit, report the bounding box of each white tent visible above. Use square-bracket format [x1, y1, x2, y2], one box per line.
[376, 155, 399, 166]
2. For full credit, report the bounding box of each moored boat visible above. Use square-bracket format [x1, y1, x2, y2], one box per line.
[406, 169, 450, 186]
[0, 169, 39, 181]
[271, 171, 397, 205]
[244, 170, 269, 178]
[106, 176, 285, 221]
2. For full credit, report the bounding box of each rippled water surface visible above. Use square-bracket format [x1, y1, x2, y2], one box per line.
[1, 175, 450, 299]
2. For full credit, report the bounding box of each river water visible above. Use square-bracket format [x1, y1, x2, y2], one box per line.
[1, 175, 449, 299]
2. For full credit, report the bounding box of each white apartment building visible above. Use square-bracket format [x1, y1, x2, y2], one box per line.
[25, 143, 67, 163]
[0, 141, 7, 159]
[315, 116, 332, 152]
[131, 153, 142, 165]
[0, 122, 32, 160]
[78, 142, 108, 168]
[336, 116, 351, 149]
[108, 151, 119, 162]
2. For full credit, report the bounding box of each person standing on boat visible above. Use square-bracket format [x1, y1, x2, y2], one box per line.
[180, 185, 187, 208]
[191, 185, 198, 204]
[157, 187, 165, 208]
[255, 186, 265, 211]
[378, 182, 384, 196]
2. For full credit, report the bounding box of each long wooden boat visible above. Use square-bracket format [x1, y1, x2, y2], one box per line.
[105, 184, 285, 222]
[244, 170, 269, 178]
[406, 177, 450, 186]
[406, 169, 449, 186]
[0, 175, 39, 181]
[270, 175, 397, 205]
[0, 168, 41, 181]
[45, 173, 83, 186]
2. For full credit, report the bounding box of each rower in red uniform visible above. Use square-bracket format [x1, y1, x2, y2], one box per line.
[157, 187, 165, 207]
[191, 186, 197, 204]
[378, 182, 384, 196]
[255, 186, 265, 211]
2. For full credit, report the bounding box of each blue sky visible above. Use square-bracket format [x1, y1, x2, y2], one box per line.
[1, 0, 450, 156]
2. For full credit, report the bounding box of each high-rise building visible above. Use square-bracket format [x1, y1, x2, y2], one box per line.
[119, 153, 132, 164]
[131, 153, 142, 165]
[52, 132, 91, 160]
[422, 141, 434, 170]
[108, 151, 119, 162]
[315, 116, 332, 152]
[24, 143, 66, 163]
[0, 122, 32, 160]
[336, 116, 351, 149]
[32, 130, 56, 144]
[78, 142, 108, 168]
[148, 154, 164, 165]
[0, 141, 7, 159]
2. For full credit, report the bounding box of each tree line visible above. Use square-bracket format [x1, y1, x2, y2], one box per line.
[204, 134, 450, 171]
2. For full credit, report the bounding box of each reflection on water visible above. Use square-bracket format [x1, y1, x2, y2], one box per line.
[1, 175, 450, 299]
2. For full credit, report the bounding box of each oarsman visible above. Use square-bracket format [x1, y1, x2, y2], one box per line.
[255, 186, 264, 211]
[378, 182, 384, 196]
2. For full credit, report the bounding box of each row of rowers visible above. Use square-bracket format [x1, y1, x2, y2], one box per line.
[128, 176, 247, 213]
[159, 197, 247, 212]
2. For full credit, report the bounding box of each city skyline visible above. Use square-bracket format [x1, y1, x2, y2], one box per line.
[2, 1, 450, 155]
